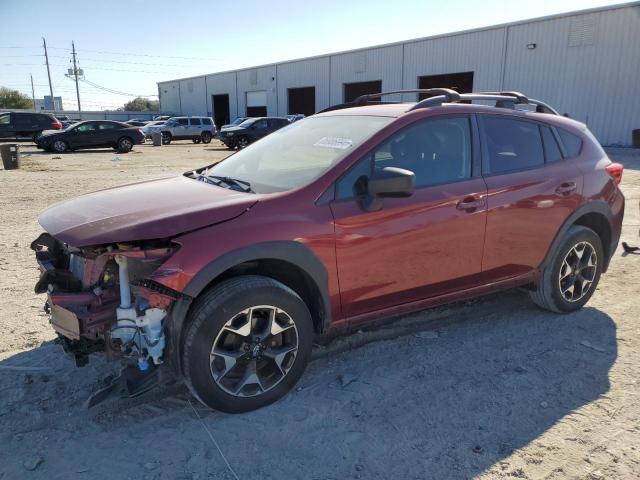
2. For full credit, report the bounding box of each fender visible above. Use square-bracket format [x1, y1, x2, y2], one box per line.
[540, 200, 616, 273]
[166, 241, 332, 373]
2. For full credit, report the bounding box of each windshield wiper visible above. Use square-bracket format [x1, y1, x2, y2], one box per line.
[200, 174, 254, 193]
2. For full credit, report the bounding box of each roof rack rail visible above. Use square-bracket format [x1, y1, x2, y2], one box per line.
[353, 88, 461, 106]
[409, 90, 559, 115]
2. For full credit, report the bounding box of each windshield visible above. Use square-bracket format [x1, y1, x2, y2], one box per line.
[238, 119, 255, 128]
[165, 119, 178, 126]
[232, 118, 246, 125]
[204, 115, 393, 193]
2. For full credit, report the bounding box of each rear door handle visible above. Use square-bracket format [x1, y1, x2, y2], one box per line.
[456, 196, 485, 211]
[555, 182, 577, 195]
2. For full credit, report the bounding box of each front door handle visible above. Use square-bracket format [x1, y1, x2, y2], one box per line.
[555, 182, 577, 196]
[456, 196, 485, 211]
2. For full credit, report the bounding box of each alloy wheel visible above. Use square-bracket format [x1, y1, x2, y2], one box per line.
[210, 305, 298, 397]
[558, 241, 598, 302]
[53, 140, 66, 153]
[120, 138, 132, 150]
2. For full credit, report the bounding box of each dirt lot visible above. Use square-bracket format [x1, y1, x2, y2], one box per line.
[0, 141, 639, 479]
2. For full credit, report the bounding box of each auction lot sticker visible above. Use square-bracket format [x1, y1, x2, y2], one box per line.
[313, 137, 353, 149]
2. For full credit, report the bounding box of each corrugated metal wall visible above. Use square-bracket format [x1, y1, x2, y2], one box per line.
[158, 2, 640, 145]
[236, 65, 278, 116]
[205, 72, 238, 118]
[329, 45, 404, 104]
[503, 5, 640, 145]
[276, 57, 331, 114]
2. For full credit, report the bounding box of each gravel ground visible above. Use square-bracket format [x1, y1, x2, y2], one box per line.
[0, 141, 639, 479]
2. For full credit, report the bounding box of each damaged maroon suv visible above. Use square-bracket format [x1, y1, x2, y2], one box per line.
[32, 89, 624, 413]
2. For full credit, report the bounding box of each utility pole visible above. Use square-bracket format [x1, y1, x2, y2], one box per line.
[30, 74, 36, 111]
[42, 37, 54, 108]
[71, 41, 81, 118]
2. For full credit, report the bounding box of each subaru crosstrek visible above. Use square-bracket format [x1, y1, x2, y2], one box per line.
[32, 89, 624, 413]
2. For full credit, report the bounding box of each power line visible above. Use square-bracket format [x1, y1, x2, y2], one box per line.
[52, 46, 221, 61]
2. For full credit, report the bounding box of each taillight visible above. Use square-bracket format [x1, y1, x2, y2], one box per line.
[137, 128, 144, 136]
[53, 121, 62, 129]
[605, 162, 624, 185]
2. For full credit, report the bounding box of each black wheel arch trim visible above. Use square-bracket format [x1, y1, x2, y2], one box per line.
[540, 201, 617, 274]
[165, 240, 331, 374]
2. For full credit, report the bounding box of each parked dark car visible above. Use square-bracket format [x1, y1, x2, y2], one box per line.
[36, 120, 145, 153]
[219, 117, 248, 131]
[0, 111, 61, 141]
[219, 116, 290, 148]
[125, 120, 149, 127]
[32, 89, 624, 413]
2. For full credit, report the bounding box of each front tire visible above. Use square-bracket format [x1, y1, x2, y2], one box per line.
[52, 139, 68, 153]
[182, 275, 314, 413]
[530, 225, 603, 313]
[237, 135, 250, 148]
[161, 132, 172, 145]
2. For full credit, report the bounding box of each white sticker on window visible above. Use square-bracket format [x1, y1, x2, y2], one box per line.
[313, 137, 353, 150]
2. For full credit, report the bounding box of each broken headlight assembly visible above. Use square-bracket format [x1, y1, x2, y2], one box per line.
[31, 233, 181, 370]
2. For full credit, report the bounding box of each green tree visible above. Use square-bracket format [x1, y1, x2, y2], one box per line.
[123, 97, 159, 111]
[0, 87, 33, 109]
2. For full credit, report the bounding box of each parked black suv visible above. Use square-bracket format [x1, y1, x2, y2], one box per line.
[219, 117, 290, 148]
[0, 111, 62, 141]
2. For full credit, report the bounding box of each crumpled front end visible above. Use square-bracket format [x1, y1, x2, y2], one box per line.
[31, 232, 184, 370]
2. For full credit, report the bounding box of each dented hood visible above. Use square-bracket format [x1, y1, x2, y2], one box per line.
[39, 175, 258, 247]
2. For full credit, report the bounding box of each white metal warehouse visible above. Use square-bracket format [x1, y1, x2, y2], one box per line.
[157, 2, 640, 146]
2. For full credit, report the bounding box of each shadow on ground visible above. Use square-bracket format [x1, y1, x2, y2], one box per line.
[0, 291, 617, 479]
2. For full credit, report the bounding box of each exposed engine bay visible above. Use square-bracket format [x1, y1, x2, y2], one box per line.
[31, 233, 181, 373]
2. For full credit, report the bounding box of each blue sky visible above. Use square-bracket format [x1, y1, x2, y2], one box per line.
[0, 0, 624, 110]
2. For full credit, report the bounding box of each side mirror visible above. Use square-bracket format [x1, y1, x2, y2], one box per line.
[358, 167, 415, 211]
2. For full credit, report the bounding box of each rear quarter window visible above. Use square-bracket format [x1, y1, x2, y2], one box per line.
[202, 118, 212, 125]
[557, 128, 583, 158]
[541, 126, 563, 162]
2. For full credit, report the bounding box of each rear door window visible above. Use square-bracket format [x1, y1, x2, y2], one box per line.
[190, 118, 201, 125]
[98, 122, 117, 130]
[541, 126, 562, 162]
[557, 128, 583, 158]
[482, 117, 544, 174]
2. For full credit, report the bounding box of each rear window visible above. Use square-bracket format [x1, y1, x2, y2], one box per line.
[557, 128, 583, 158]
[190, 118, 201, 125]
[483, 117, 544, 174]
[202, 118, 212, 125]
[541, 126, 562, 162]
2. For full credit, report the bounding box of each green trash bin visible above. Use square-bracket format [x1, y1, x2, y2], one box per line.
[0, 144, 20, 170]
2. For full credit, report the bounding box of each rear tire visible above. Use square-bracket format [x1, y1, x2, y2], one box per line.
[117, 136, 133, 153]
[201, 131, 212, 144]
[182, 275, 314, 413]
[530, 225, 603, 313]
[161, 132, 172, 145]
